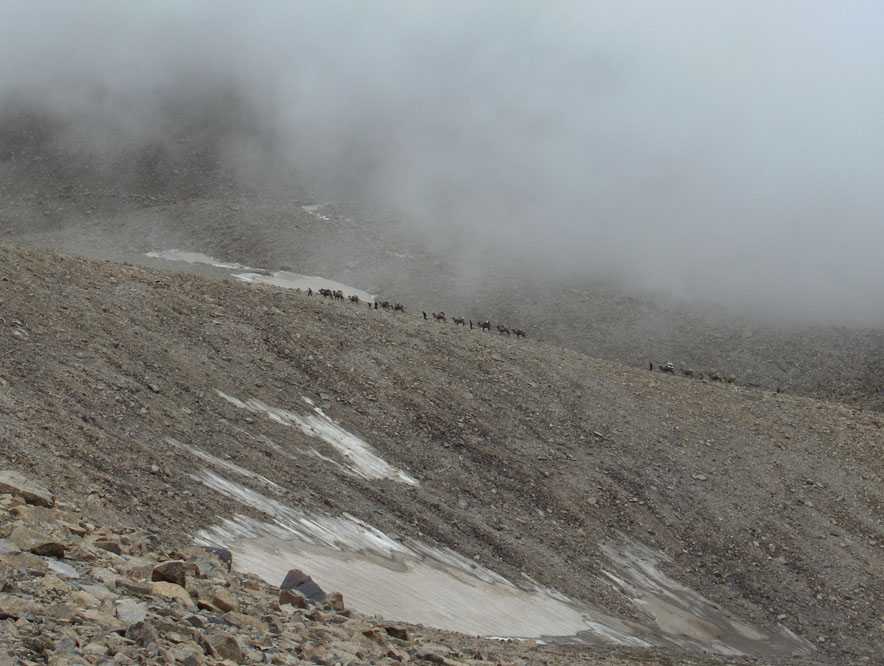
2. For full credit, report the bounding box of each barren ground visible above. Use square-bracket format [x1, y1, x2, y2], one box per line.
[1, 242, 881, 663]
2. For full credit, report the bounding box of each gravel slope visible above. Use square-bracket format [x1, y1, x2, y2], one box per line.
[0, 243, 880, 662]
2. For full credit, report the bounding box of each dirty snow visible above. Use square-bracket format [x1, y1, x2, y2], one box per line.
[216, 390, 417, 485]
[146, 248, 374, 302]
[145, 249, 256, 271]
[193, 471, 647, 643]
[165, 437, 280, 490]
[601, 541, 813, 657]
[232, 272, 375, 303]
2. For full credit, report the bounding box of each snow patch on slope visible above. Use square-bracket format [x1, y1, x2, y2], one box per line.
[193, 471, 647, 644]
[215, 390, 417, 486]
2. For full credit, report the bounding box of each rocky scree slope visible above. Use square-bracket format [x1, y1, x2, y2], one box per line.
[2, 470, 691, 665]
[0, 243, 881, 661]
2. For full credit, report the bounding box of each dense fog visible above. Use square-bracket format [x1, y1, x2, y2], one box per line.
[2, 1, 883, 323]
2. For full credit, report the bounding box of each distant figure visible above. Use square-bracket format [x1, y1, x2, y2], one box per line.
[469, 320, 473, 330]
[649, 362, 653, 371]
[307, 287, 313, 297]
[423, 311, 428, 320]
[374, 302, 378, 310]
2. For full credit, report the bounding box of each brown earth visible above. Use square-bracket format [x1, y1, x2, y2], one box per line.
[5, 472, 707, 665]
[0, 242, 881, 663]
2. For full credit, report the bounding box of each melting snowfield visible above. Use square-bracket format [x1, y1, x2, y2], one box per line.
[145, 249, 257, 271]
[601, 542, 812, 657]
[145, 249, 375, 302]
[232, 272, 374, 303]
[191, 470, 811, 656]
[193, 471, 647, 645]
[215, 391, 417, 485]
[179, 388, 815, 655]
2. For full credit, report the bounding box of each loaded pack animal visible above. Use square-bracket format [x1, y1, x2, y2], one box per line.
[349, 294, 360, 304]
[479, 320, 491, 332]
[394, 303, 405, 312]
[452, 317, 466, 326]
[497, 325, 511, 336]
[432, 312, 447, 322]
[513, 328, 526, 338]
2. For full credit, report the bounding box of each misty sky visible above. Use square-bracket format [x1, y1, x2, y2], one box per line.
[2, 1, 884, 323]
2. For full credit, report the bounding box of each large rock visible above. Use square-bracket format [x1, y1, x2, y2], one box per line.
[177, 546, 231, 579]
[152, 559, 193, 587]
[326, 591, 345, 612]
[115, 598, 148, 625]
[210, 588, 237, 613]
[8, 525, 69, 558]
[0, 470, 54, 507]
[151, 581, 195, 608]
[279, 588, 307, 608]
[125, 620, 160, 647]
[206, 633, 244, 663]
[280, 568, 325, 603]
[383, 624, 410, 641]
[0, 593, 35, 620]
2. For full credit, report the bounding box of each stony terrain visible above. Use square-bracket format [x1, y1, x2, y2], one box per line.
[4, 470, 716, 666]
[0, 242, 881, 664]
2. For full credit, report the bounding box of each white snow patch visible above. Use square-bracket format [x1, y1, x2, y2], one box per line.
[145, 250, 256, 271]
[601, 541, 813, 657]
[146, 248, 374, 302]
[215, 390, 417, 486]
[193, 471, 648, 644]
[233, 272, 375, 303]
[165, 437, 280, 490]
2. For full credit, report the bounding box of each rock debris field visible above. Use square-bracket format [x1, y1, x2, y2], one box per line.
[0, 242, 882, 664]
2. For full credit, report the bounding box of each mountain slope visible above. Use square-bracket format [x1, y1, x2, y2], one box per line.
[0, 242, 881, 662]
